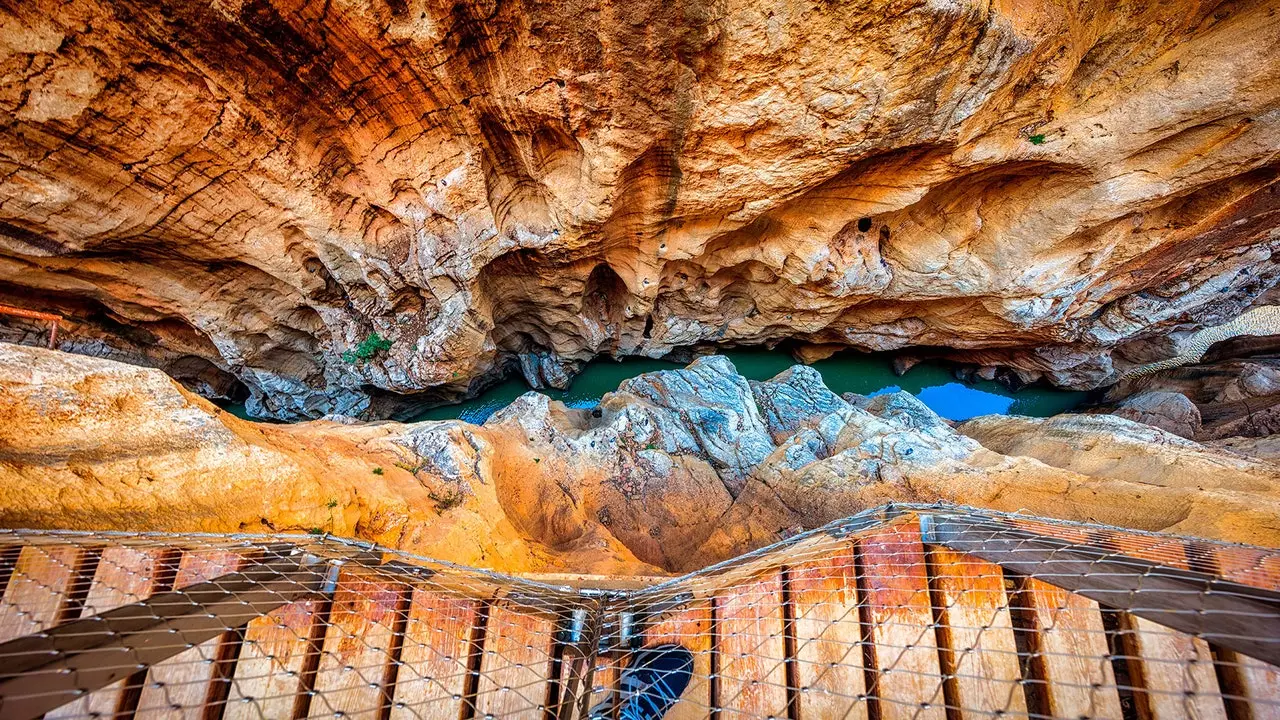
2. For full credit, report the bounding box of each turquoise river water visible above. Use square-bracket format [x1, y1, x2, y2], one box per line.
[405, 349, 1086, 424]
[219, 349, 1086, 424]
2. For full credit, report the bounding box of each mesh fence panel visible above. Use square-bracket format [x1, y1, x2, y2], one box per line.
[0, 503, 1276, 720]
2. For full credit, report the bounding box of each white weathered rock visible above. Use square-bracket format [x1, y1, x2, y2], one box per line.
[1107, 390, 1203, 439]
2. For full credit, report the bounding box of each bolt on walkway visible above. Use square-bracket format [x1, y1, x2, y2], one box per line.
[0, 503, 1276, 719]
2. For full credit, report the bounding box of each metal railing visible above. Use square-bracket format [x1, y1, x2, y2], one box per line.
[0, 504, 1275, 719]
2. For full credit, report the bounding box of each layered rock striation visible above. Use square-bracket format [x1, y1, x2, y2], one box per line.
[1, 0, 1279, 418]
[1095, 329, 1280, 439]
[5, 344, 1278, 575]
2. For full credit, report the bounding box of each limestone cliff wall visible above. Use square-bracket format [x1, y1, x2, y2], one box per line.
[0, 343, 658, 574]
[5, 344, 1278, 574]
[0, 0, 1279, 418]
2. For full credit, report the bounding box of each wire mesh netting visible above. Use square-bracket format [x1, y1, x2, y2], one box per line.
[0, 503, 1276, 720]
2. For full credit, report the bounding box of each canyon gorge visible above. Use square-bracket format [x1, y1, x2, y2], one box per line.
[6, 343, 1280, 574]
[1, 0, 1278, 420]
[2, 0, 1280, 572]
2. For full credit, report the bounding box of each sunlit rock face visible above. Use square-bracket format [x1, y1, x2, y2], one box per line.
[1, 0, 1279, 418]
[0, 343, 658, 574]
[7, 344, 1280, 573]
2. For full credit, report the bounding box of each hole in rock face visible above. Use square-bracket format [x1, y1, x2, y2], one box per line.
[299, 257, 344, 303]
[857, 217, 873, 232]
[582, 263, 629, 327]
[642, 315, 654, 339]
[167, 355, 248, 401]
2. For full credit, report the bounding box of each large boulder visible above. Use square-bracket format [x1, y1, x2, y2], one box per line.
[1108, 390, 1203, 438]
[1098, 356, 1280, 439]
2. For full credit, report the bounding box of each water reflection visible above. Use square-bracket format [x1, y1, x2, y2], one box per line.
[912, 383, 1016, 421]
[405, 349, 1082, 425]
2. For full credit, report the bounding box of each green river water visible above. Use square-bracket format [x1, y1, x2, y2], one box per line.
[220, 349, 1086, 424]
[404, 349, 1086, 424]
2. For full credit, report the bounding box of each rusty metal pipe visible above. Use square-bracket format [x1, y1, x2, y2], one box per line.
[0, 304, 60, 322]
[0, 303, 63, 349]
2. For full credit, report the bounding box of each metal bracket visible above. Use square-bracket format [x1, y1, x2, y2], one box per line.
[554, 600, 605, 720]
[918, 513, 938, 544]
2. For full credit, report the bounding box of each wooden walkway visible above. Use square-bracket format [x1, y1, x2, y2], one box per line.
[0, 508, 1277, 719]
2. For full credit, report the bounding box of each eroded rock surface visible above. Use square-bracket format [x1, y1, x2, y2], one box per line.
[1106, 390, 1203, 438]
[1, 1, 1279, 418]
[1098, 354, 1280, 439]
[6, 344, 1279, 574]
[0, 343, 657, 574]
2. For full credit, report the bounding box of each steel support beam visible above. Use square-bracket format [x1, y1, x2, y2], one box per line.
[0, 550, 340, 720]
[921, 512, 1280, 666]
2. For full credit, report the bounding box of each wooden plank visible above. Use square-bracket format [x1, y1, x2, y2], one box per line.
[926, 546, 1027, 718]
[0, 545, 22, 600]
[1093, 529, 1197, 572]
[308, 568, 407, 720]
[48, 546, 178, 720]
[135, 549, 250, 720]
[1235, 657, 1280, 720]
[1017, 576, 1124, 719]
[474, 603, 558, 719]
[1214, 648, 1280, 720]
[585, 652, 621, 720]
[1200, 543, 1280, 592]
[715, 569, 789, 720]
[1187, 540, 1280, 720]
[1118, 613, 1228, 720]
[79, 546, 176, 613]
[224, 597, 326, 720]
[1006, 516, 1095, 548]
[388, 587, 478, 720]
[1088, 530, 1229, 719]
[788, 542, 867, 720]
[0, 545, 89, 642]
[643, 600, 715, 720]
[858, 521, 946, 720]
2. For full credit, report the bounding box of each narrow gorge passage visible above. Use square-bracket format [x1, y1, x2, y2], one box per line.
[3, 6, 1280, 706]
[404, 349, 1089, 423]
[214, 348, 1088, 424]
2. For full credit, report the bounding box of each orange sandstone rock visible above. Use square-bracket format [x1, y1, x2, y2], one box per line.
[0, 1, 1277, 418]
[4, 344, 1279, 575]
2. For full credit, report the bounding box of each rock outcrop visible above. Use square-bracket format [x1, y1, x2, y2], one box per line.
[1097, 354, 1280, 440]
[1105, 390, 1203, 438]
[5, 344, 1279, 575]
[1116, 305, 1280, 382]
[1, 0, 1279, 418]
[0, 343, 657, 574]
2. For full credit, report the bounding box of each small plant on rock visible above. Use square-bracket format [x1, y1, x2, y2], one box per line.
[395, 459, 428, 475]
[429, 488, 465, 512]
[372, 466, 384, 475]
[342, 332, 393, 364]
[1028, 133, 1047, 145]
